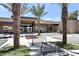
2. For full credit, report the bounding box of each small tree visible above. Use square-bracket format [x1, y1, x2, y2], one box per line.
[69, 10, 79, 20]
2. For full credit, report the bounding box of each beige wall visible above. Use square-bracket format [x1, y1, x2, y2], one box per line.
[68, 20, 77, 33]
[76, 20, 79, 33]
[59, 20, 77, 33]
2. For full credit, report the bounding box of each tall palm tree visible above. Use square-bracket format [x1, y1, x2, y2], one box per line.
[61, 3, 68, 44]
[12, 3, 21, 48]
[0, 3, 30, 48]
[31, 4, 47, 36]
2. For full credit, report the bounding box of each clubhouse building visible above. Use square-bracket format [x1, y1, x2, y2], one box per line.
[0, 17, 79, 34]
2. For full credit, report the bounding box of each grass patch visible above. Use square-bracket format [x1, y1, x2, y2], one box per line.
[50, 41, 79, 50]
[0, 46, 30, 56]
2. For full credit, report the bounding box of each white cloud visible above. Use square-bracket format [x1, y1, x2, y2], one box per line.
[45, 18, 53, 21]
[44, 17, 60, 21]
[55, 17, 60, 21]
[77, 16, 79, 20]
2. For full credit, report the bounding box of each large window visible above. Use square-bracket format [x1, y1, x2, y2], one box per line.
[3, 26, 12, 30]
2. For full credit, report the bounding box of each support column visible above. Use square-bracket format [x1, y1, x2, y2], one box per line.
[32, 21, 35, 33]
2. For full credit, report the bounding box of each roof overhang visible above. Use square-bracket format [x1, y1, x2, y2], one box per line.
[0, 17, 59, 25]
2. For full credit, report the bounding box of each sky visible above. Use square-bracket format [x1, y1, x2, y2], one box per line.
[0, 3, 79, 21]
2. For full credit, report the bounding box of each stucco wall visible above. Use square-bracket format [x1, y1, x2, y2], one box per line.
[68, 20, 77, 33]
[76, 20, 79, 33]
[59, 20, 77, 33]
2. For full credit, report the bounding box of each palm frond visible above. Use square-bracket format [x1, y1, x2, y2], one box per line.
[31, 4, 47, 18]
[31, 5, 38, 17]
[0, 3, 12, 11]
[41, 12, 48, 17]
[0, 3, 30, 16]
[20, 8, 30, 16]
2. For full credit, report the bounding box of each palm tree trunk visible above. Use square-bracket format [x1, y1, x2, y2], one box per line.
[13, 17, 20, 48]
[12, 3, 21, 48]
[62, 3, 68, 44]
[38, 18, 41, 36]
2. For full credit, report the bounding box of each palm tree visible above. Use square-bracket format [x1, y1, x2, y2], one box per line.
[68, 12, 76, 20]
[61, 3, 68, 44]
[31, 4, 47, 36]
[0, 3, 30, 48]
[69, 10, 79, 20]
[12, 3, 21, 48]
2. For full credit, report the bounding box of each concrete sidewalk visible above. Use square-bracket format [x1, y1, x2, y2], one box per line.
[0, 36, 31, 48]
[0, 34, 79, 56]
